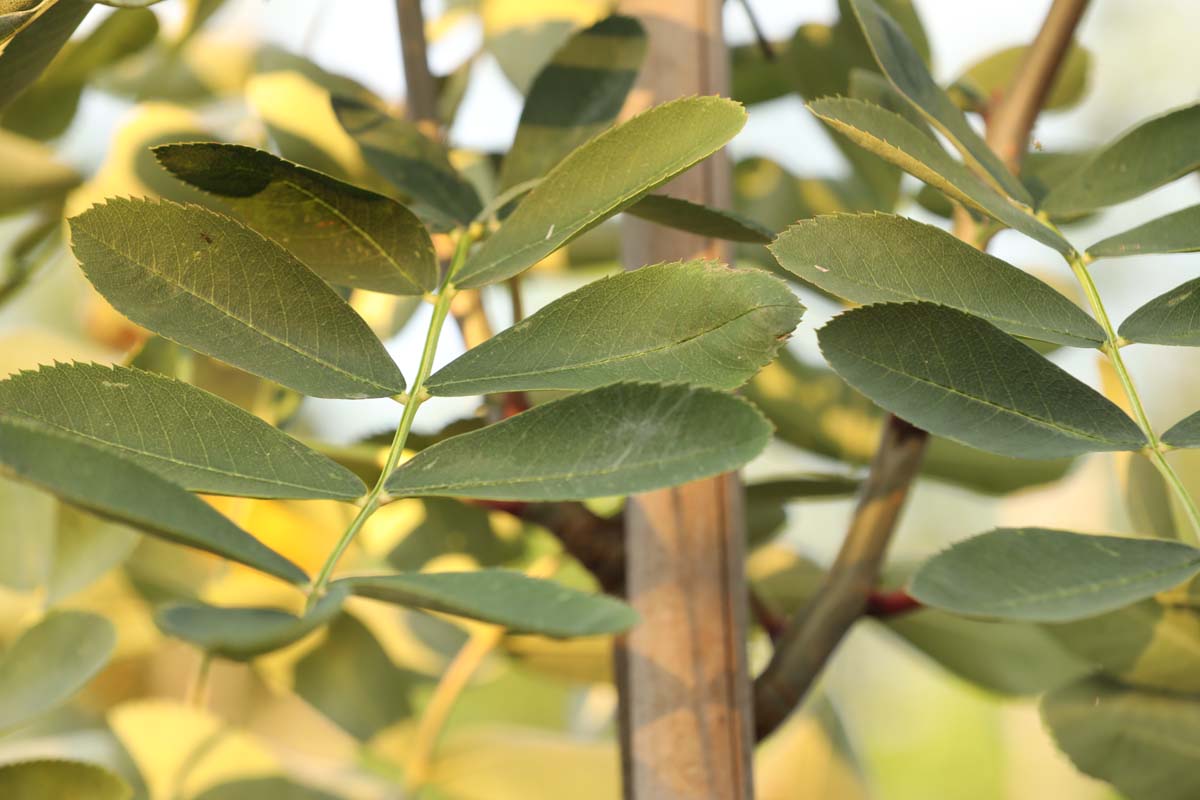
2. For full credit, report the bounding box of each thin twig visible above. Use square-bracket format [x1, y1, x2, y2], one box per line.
[395, 0, 439, 135]
[736, 0, 775, 60]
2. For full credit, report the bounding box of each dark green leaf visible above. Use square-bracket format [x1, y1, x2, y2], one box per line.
[745, 474, 861, 549]
[807, 98, 1070, 252]
[154, 143, 437, 295]
[69, 198, 405, 398]
[0, 1, 46, 44]
[0, 129, 80, 214]
[1119, 276, 1200, 347]
[155, 584, 347, 661]
[0, 760, 130, 800]
[500, 14, 646, 190]
[1125, 454, 1178, 539]
[910, 528, 1200, 622]
[0, 0, 89, 111]
[1043, 103, 1200, 216]
[332, 97, 482, 230]
[1089, 204, 1200, 258]
[339, 570, 637, 638]
[427, 261, 801, 395]
[949, 43, 1090, 113]
[849, 0, 1031, 203]
[194, 778, 339, 800]
[1164, 410, 1200, 448]
[730, 39, 790, 106]
[0, 415, 308, 584]
[387, 382, 771, 501]
[818, 302, 1146, 458]
[0, 611, 114, 731]
[624, 195, 773, 243]
[771, 213, 1103, 347]
[454, 96, 747, 288]
[1042, 677, 1200, 800]
[0, 362, 366, 499]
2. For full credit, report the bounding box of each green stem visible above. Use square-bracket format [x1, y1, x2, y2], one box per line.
[306, 233, 472, 609]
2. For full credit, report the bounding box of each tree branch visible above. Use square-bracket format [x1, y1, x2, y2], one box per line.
[395, 0, 439, 134]
[751, 0, 1092, 741]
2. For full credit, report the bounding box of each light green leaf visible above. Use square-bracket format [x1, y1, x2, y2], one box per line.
[1164, 410, 1200, 448]
[818, 302, 1146, 458]
[624, 194, 773, 243]
[155, 584, 348, 661]
[454, 96, 747, 288]
[47, 505, 139, 604]
[1043, 103, 1200, 216]
[1089, 204, 1200, 258]
[1042, 677, 1200, 800]
[771, 213, 1103, 347]
[0, 129, 80, 214]
[0, 362, 366, 499]
[69, 198, 405, 399]
[1125, 454, 1178, 539]
[193, 778, 338, 800]
[427, 261, 802, 395]
[0, 0, 89, 111]
[332, 97, 482, 230]
[0, 611, 114, 731]
[731, 39, 790, 106]
[807, 98, 1070, 252]
[950, 43, 1090, 113]
[849, 0, 1031, 203]
[0, 415, 308, 584]
[910, 528, 1200, 622]
[1119, 276, 1200, 347]
[386, 382, 771, 501]
[153, 143, 437, 295]
[339, 570, 637, 638]
[0, 760, 130, 800]
[500, 14, 646, 190]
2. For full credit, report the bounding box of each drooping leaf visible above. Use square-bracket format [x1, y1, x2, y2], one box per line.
[453, 96, 747, 288]
[0, 611, 114, 731]
[771, 213, 1103, 347]
[68, 198, 406, 398]
[849, 0, 1031, 203]
[1042, 677, 1200, 800]
[1119, 276, 1200, 347]
[427, 262, 802, 395]
[0, 415, 308, 584]
[807, 98, 1070, 253]
[387, 382, 771, 501]
[0, 0, 90, 111]
[193, 778, 339, 800]
[0, 362, 366, 499]
[332, 97, 482, 230]
[1088, 204, 1200, 258]
[339, 570, 637, 638]
[949, 43, 1091, 113]
[1164, 410, 1200, 448]
[1042, 103, 1200, 215]
[0, 129, 80, 214]
[909, 528, 1200, 622]
[499, 14, 646, 190]
[0, 760, 130, 800]
[154, 143, 437, 294]
[623, 195, 774, 243]
[155, 584, 348, 661]
[818, 302, 1146, 458]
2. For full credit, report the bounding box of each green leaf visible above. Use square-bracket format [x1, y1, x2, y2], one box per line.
[0, 415, 308, 584]
[949, 43, 1090, 113]
[386, 382, 771, 501]
[771, 213, 1103, 347]
[1088, 204, 1200, 258]
[1043, 103, 1200, 216]
[730, 40, 790, 106]
[153, 143, 437, 295]
[387, 497, 522, 571]
[194, 778, 339, 800]
[0, 129, 80, 214]
[623, 194, 773, 243]
[427, 261, 802, 395]
[454, 96, 747, 288]
[0, 0, 90, 111]
[1125, 454, 1179, 539]
[818, 302, 1146, 458]
[1164, 410, 1200, 448]
[0, 611, 114, 731]
[155, 584, 348, 661]
[910, 528, 1200, 622]
[47, 505, 139, 604]
[332, 97, 482, 230]
[807, 98, 1070, 253]
[849, 0, 1031, 203]
[1042, 677, 1200, 800]
[499, 14, 646, 191]
[745, 474, 861, 548]
[68, 198, 405, 398]
[1119, 276, 1200, 347]
[0, 1, 47, 44]
[338, 570, 637, 638]
[0, 362, 366, 500]
[0, 760, 130, 800]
